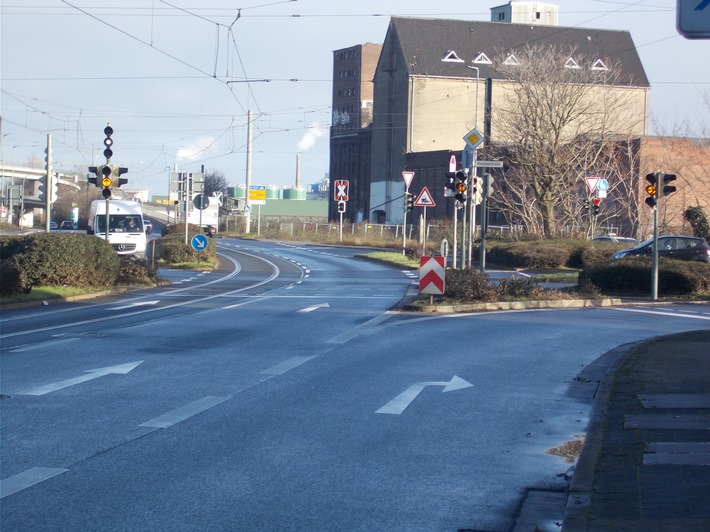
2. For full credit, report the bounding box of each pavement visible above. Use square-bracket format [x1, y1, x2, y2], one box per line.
[561, 329, 710, 531]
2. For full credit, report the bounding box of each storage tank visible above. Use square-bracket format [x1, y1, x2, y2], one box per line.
[266, 185, 280, 200]
[283, 187, 307, 200]
[230, 184, 247, 199]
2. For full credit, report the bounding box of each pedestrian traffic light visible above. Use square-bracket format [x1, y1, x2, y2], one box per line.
[662, 173, 677, 197]
[444, 172, 456, 197]
[592, 198, 600, 216]
[645, 172, 658, 208]
[103, 124, 114, 160]
[455, 170, 467, 203]
[405, 192, 414, 212]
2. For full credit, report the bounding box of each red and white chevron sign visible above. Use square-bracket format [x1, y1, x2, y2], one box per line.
[419, 256, 445, 295]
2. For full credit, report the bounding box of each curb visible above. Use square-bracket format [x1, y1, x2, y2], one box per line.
[562, 340, 647, 531]
[404, 297, 622, 313]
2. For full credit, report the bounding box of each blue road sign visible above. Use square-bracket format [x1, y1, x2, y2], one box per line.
[191, 234, 209, 251]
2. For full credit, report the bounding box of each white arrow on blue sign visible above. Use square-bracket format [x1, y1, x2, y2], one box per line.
[677, 0, 710, 39]
[191, 234, 209, 251]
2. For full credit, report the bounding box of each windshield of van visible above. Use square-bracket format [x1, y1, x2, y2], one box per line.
[95, 214, 143, 233]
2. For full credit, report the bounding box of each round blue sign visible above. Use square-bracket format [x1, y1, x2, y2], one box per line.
[191, 234, 209, 251]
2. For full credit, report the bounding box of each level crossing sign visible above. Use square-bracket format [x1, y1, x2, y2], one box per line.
[334, 180, 349, 201]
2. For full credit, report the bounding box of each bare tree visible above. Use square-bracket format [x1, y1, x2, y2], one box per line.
[203, 169, 228, 197]
[491, 45, 645, 238]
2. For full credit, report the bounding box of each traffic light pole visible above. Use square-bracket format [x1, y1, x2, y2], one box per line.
[651, 202, 659, 301]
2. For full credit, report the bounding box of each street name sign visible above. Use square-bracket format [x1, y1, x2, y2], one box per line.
[477, 160, 504, 168]
[677, 0, 710, 39]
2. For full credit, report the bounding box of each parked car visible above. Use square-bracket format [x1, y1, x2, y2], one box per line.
[50, 221, 59, 230]
[592, 236, 639, 244]
[611, 236, 710, 263]
[60, 220, 74, 230]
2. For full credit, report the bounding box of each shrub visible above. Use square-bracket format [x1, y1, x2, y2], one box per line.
[0, 233, 119, 295]
[496, 276, 546, 299]
[157, 231, 217, 264]
[118, 257, 159, 285]
[444, 269, 497, 302]
[0, 256, 28, 295]
[581, 257, 710, 295]
[684, 206, 710, 240]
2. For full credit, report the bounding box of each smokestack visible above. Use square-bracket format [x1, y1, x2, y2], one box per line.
[295, 153, 301, 189]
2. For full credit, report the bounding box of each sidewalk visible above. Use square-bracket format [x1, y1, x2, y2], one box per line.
[563, 330, 710, 531]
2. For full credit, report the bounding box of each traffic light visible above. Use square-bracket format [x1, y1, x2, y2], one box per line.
[592, 198, 600, 216]
[103, 124, 114, 160]
[114, 166, 129, 187]
[444, 172, 456, 197]
[583, 199, 590, 211]
[39, 139, 52, 203]
[101, 165, 113, 199]
[88, 166, 100, 187]
[337, 200, 346, 213]
[662, 173, 677, 197]
[405, 192, 414, 212]
[455, 170, 467, 203]
[645, 172, 658, 208]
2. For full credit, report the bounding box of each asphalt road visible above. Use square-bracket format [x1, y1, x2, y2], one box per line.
[2, 238, 709, 531]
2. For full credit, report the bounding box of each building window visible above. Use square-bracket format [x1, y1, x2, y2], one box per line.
[473, 52, 492, 65]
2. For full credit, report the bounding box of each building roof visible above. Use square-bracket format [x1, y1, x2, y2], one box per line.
[388, 17, 649, 87]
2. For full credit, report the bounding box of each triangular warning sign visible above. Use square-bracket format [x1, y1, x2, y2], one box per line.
[584, 176, 600, 194]
[414, 186, 436, 207]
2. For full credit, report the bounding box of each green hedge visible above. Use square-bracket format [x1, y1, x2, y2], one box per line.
[485, 240, 625, 270]
[580, 257, 710, 295]
[0, 233, 120, 295]
[156, 224, 217, 264]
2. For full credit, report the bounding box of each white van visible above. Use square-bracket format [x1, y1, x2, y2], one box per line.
[87, 199, 147, 258]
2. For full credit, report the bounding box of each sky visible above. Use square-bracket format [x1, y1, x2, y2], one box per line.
[1, 0, 710, 198]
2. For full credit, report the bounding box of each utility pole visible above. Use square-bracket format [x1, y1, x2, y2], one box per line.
[245, 110, 253, 234]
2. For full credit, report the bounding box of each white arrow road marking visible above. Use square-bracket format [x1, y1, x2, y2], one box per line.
[139, 396, 231, 429]
[0, 467, 68, 499]
[298, 303, 330, 313]
[376, 376, 474, 415]
[17, 361, 144, 396]
[107, 300, 160, 311]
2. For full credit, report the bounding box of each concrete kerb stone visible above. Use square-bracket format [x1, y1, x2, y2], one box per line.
[562, 340, 647, 531]
[405, 298, 622, 313]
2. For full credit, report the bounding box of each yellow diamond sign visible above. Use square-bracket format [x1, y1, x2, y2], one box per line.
[463, 128, 484, 150]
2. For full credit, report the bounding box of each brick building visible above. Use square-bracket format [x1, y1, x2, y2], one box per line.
[328, 43, 382, 222]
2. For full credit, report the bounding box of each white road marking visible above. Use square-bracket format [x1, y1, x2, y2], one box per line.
[261, 356, 316, 376]
[613, 307, 710, 321]
[139, 396, 231, 429]
[17, 361, 144, 396]
[0, 467, 68, 499]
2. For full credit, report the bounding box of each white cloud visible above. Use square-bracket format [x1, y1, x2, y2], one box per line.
[176, 135, 217, 161]
[297, 123, 325, 152]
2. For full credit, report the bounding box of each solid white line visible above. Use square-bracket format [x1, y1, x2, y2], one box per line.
[613, 307, 710, 321]
[261, 356, 316, 376]
[139, 396, 231, 429]
[0, 467, 68, 499]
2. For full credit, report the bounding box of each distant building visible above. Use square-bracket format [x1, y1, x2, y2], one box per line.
[328, 43, 382, 222]
[490, 1, 559, 25]
[369, 17, 649, 223]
